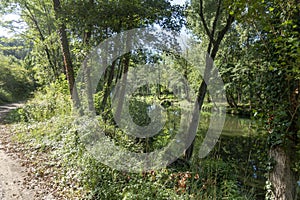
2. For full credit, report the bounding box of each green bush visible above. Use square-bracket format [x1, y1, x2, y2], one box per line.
[16, 77, 72, 122]
[0, 53, 33, 104]
[0, 87, 12, 104]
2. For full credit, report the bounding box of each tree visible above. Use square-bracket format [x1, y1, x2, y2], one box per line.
[52, 0, 80, 106]
[215, 0, 300, 198]
[184, 0, 243, 160]
[1, 0, 64, 84]
[247, 1, 300, 198]
[59, 0, 185, 116]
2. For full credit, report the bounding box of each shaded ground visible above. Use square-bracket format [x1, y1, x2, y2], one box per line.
[0, 104, 23, 122]
[0, 103, 55, 200]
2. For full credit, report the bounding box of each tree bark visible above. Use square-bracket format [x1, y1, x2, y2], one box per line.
[53, 0, 80, 107]
[269, 146, 297, 200]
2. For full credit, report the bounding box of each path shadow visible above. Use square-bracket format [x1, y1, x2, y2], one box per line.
[0, 103, 24, 124]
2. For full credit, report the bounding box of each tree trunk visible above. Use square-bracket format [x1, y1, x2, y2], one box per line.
[182, 0, 235, 162]
[183, 53, 211, 161]
[114, 31, 132, 122]
[269, 146, 297, 200]
[226, 92, 238, 108]
[101, 61, 116, 112]
[83, 5, 94, 113]
[114, 55, 130, 122]
[53, 0, 80, 107]
[83, 59, 94, 112]
[24, 2, 59, 79]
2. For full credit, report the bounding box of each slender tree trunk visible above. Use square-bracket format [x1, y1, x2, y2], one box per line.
[183, 52, 211, 161]
[183, 0, 234, 161]
[114, 55, 130, 122]
[226, 92, 238, 108]
[113, 31, 132, 122]
[101, 61, 116, 112]
[116, 59, 124, 84]
[269, 146, 297, 200]
[53, 0, 80, 107]
[112, 59, 124, 105]
[83, 59, 94, 112]
[24, 2, 58, 79]
[83, 3, 94, 113]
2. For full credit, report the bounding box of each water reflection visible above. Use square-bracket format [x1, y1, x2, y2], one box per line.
[220, 114, 256, 136]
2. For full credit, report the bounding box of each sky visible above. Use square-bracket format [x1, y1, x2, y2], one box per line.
[0, 13, 24, 37]
[172, 0, 187, 5]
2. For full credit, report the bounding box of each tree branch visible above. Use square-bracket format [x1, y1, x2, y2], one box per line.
[23, 2, 55, 71]
[212, 14, 234, 58]
[211, 0, 222, 39]
[23, 2, 45, 41]
[199, 0, 214, 43]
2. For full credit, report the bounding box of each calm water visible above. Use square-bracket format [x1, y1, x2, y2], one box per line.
[220, 114, 256, 136]
[145, 103, 257, 137]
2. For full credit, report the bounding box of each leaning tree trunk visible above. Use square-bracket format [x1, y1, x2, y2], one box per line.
[269, 146, 297, 200]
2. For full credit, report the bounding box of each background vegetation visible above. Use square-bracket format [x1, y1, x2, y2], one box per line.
[0, 36, 33, 104]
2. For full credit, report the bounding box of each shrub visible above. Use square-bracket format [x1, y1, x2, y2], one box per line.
[0, 53, 33, 104]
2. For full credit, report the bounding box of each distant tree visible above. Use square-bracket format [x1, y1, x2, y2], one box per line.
[0, 37, 30, 59]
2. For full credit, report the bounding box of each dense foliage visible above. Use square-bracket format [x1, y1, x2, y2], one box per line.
[0, 0, 299, 199]
[0, 53, 32, 104]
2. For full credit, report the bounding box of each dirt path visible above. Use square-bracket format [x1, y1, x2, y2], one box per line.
[0, 103, 54, 200]
[0, 145, 33, 199]
[0, 103, 23, 122]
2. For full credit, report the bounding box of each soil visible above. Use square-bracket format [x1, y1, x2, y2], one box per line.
[0, 103, 55, 200]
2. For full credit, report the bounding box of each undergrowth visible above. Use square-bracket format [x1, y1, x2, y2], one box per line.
[9, 80, 261, 199]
